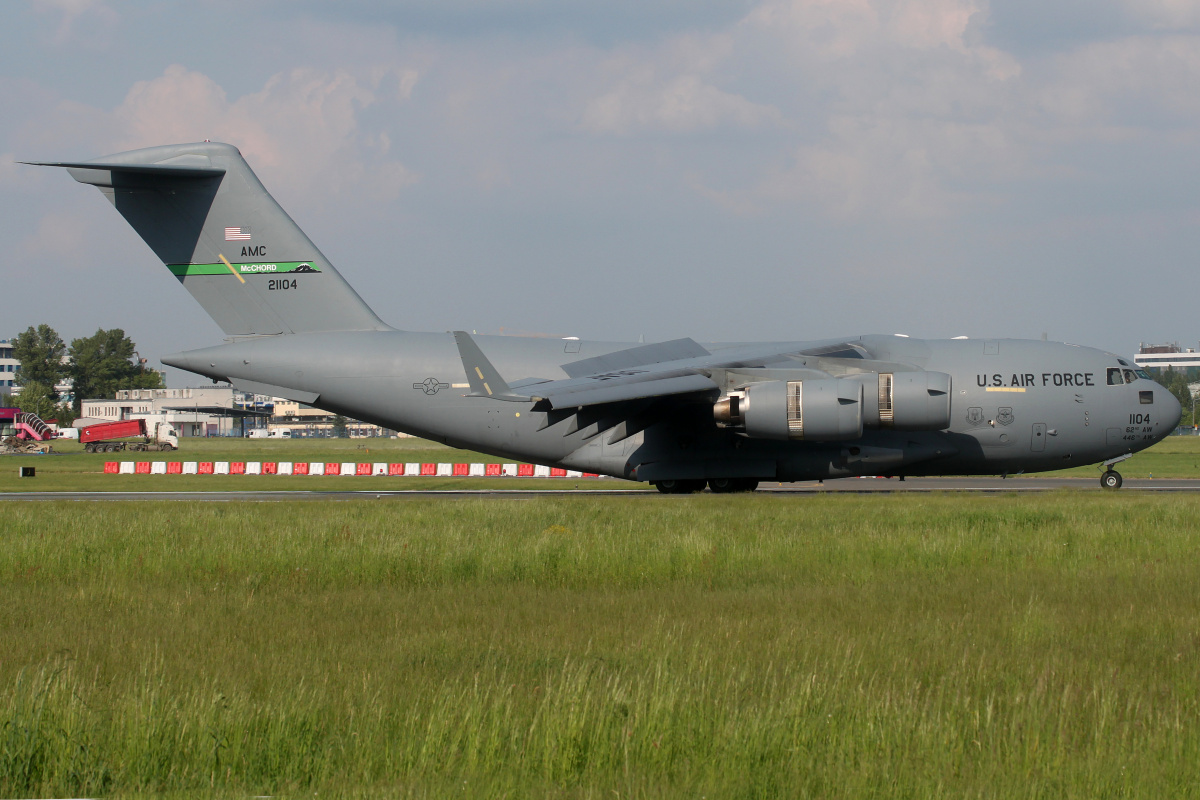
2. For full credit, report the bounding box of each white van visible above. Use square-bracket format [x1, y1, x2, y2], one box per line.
[248, 428, 291, 439]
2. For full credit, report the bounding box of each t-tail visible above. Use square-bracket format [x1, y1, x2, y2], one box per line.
[24, 142, 388, 336]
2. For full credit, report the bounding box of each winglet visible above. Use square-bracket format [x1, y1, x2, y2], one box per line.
[452, 331, 529, 402]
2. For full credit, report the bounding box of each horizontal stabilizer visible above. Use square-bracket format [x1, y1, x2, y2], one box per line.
[21, 159, 226, 182]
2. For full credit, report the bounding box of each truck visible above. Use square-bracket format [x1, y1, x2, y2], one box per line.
[247, 427, 291, 439]
[81, 419, 179, 453]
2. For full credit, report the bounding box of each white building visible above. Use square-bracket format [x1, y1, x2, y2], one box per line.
[0, 339, 77, 402]
[1134, 343, 1200, 374]
[0, 341, 21, 392]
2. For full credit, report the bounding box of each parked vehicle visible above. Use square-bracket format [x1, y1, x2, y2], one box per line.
[81, 419, 179, 452]
[247, 428, 291, 439]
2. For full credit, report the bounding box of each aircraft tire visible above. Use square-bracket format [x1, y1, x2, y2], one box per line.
[708, 477, 738, 494]
[1101, 470, 1123, 490]
[654, 479, 705, 494]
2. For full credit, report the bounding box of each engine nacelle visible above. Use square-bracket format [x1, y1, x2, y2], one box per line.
[713, 378, 864, 441]
[865, 371, 952, 430]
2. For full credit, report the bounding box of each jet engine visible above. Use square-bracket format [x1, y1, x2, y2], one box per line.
[713, 378, 864, 441]
[712, 372, 952, 441]
[862, 371, 952, 430]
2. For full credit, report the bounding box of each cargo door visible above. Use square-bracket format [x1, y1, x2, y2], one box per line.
[1031, 422, 1046, 452]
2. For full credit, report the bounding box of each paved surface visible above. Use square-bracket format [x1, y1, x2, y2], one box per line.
[2, 477, 1198, 501]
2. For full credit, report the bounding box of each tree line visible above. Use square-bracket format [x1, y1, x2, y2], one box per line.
[2, 324, 163, 424]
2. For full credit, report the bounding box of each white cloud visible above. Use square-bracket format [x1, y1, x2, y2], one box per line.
[1039, 36, 1200, 129]
[582, 72, 780, 134]
[1120, 0, 1200, 29]
[745, 0, 991, 56]
[29, 0, 117, 44]
[108, 64, 419, 206]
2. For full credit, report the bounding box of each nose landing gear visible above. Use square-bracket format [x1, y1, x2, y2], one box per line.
[1099, 453, 1132, 490]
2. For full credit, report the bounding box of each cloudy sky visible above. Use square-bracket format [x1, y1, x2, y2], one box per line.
[4, 0, 1200, 382]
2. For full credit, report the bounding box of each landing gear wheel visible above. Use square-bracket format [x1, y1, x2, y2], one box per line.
[708, 478, 760, 493]
[1101, 470, 1123, 490]
[654, 479, 706, 494]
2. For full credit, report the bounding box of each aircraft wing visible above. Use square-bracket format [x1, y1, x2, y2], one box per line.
[453, 331, 720, 410]
[526, 370, 720, 411]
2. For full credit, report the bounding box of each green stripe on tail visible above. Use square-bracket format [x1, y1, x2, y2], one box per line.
[167, 261, 322, 277]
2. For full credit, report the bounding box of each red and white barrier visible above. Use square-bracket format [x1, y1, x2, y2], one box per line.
[103, 460, 601, 478]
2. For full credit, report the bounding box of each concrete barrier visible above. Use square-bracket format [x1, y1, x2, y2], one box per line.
[108, 461, 606, 479]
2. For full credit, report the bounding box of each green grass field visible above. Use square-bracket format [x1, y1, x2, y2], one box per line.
[5, 434, 1200, 492]
[4, 494, 1200, 797]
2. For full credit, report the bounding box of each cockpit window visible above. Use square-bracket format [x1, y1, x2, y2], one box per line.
[1135, 369, 1151, 380]
[1107, 368, 1125, 385]
[1123, 369, 1136, 384]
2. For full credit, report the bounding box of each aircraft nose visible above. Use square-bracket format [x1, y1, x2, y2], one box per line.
[1162, 386, 1183, 430]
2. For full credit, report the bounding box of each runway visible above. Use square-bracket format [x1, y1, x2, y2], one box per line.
[3, 477, 1200, 501]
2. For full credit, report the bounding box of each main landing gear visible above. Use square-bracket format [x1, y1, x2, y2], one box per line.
[653, 478, 760, 494]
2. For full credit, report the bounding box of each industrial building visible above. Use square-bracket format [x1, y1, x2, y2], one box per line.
[1134, 343, 1200, 377]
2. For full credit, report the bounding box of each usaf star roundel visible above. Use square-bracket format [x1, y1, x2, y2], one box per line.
[414, 377, 449, 395]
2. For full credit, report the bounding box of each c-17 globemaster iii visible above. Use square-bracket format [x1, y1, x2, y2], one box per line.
[25, 142, 1181, 491]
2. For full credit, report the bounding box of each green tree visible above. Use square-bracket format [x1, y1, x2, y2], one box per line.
[13, 380, 56, 418]
[12, 324, 66, 397]
[332, 414, 348, 438]
[66, 329, 163, 413]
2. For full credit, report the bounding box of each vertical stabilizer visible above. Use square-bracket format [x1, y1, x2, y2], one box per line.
[26, 142, 389, 336]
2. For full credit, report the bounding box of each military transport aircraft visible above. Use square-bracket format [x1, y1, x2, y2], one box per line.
[25, 142, 1181, 491]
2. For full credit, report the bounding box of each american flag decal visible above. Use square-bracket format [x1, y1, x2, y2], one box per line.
[224, 226, 252, 241]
